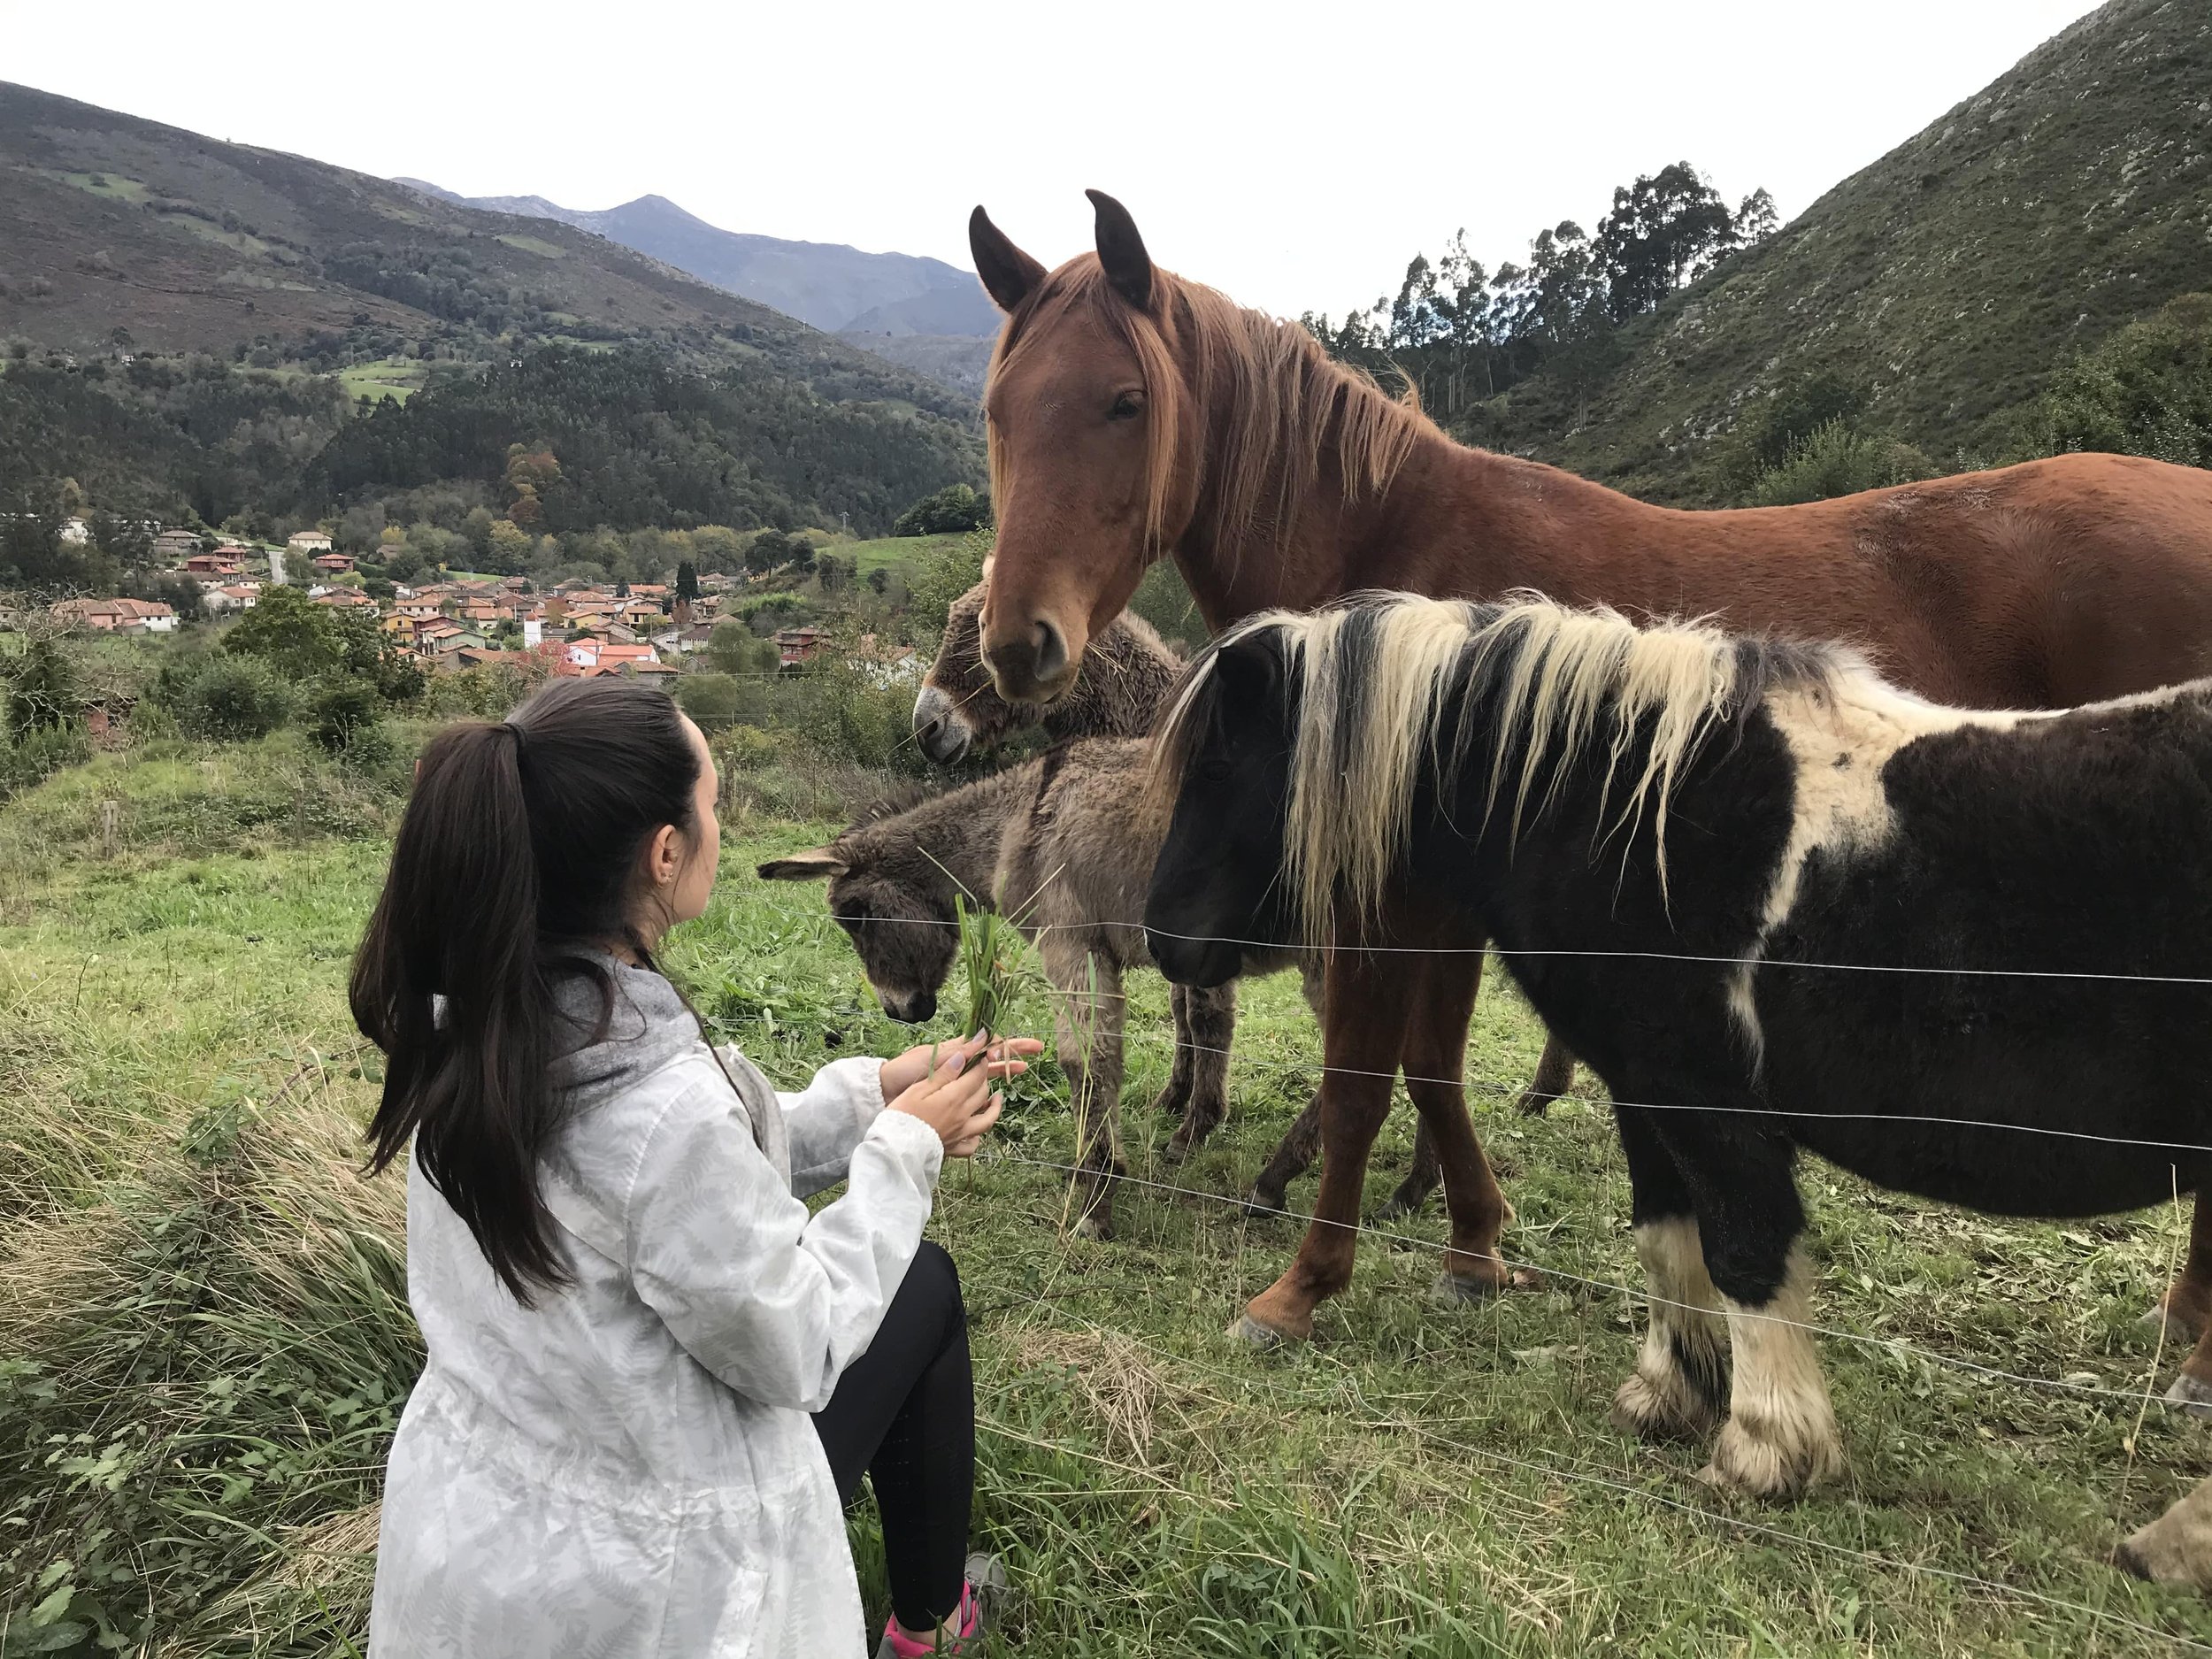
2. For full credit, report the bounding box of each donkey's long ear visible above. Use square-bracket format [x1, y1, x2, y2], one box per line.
[757, 847, 848, 881]
[970, 206, 1045, 313]
[1086, 188, 1153, 311]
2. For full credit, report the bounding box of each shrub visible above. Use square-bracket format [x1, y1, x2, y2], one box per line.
[173, 657, 294, 741]
[676, 672, 744, 733]
[713, 724, 780, 771]
[892, 482, 990, 537]
[1745, 419, 1933, 506]
[306, 679, 383, 753]
[0, 723, 90, 800]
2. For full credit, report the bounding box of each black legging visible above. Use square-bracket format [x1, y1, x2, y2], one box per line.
[813, 1240, 974, 1632]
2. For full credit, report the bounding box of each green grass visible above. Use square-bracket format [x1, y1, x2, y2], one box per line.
[836, 532, 966, 575]
[336, 357, 425, 404]
[4, 742, 2212, 1654]
[494, 234, 565, 260]
[48, 171, 150, 205]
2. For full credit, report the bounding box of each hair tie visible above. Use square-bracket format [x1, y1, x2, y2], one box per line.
[502, 720, 528, 762]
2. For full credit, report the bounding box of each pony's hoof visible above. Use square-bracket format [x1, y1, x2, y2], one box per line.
[1241, 1187, 1289, 1218]
[1071, 1212, 1115, 1242]
[1512, 1087, 1563, 1117]
[1611, 1370, 1720, 1444]
[1228, 1313, 1295, 1350]
[1695, 1413, 1843, 1501]
[2165, 1371, 2212, 1418]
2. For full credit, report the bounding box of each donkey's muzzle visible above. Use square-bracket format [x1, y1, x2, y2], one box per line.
[911, 684, 971, 765]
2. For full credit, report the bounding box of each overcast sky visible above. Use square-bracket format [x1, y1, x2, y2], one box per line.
[9, 0, 2103, 319]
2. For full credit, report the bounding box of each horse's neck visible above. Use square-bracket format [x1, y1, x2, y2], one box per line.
[1179, 425, 1656, 625]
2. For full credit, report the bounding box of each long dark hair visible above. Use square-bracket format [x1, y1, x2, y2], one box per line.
[351, 677, 702, 1302]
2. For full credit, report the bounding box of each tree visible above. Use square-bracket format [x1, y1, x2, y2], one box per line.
[4, 634, 76, 736]
[1594, 163, 1739, 322]
[675, 559, 700, 603]
[745, 530, 787, 576]
[675, 672, 743, 733]
[487, 518, 534, 572]
[865, 567, 889, 596]
[891, 483, 990, 537]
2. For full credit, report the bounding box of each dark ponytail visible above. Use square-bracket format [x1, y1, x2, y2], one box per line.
[351, 677, 701, 1302]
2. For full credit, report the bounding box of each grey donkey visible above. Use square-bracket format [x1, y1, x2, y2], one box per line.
[761, 738, 1363, 1237]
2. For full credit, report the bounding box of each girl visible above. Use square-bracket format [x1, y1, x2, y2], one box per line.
[352, 677, 1040, 1656]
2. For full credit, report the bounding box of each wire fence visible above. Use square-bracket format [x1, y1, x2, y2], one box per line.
[735, 887, 2212, 1640]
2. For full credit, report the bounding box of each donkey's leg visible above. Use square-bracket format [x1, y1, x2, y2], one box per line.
[1673, 1118, 1842, 1499]
[1399, 953, 1525, 1302]
[1245, 958, 1337, 1212]
[1148, 985, 1197, 1125]
[1233, 949, 1408, 1348]
[1164, 980, 1237, 1162]
[1247, 1086, 1324, 1216]
[1609, 1106, 1731, 1443]
[1514, 1033, 1579, 1117]
[1046, 939, 1127, 1240]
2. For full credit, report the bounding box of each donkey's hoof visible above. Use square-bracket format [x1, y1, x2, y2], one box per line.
[1148, 1087, 1191, 1122]
[2165, 1371, 2212, 1418]
[2116, 1479, 2212, 1589]
[1228, 1312, 1297, 1350]
[1071, 1212, 1116, 1242]
[1512, 1086, 1564, 1117]
[1374, 1190, 1432, 1222]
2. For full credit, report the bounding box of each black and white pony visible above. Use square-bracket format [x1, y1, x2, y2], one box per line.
[1143, 592, 2212, 1500]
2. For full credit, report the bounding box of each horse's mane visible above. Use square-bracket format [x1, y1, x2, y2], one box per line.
[988, 259, 1429, 558]
[1154, 593, 1847, 933]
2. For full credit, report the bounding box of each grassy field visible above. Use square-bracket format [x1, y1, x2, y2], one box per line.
[334, 358, 425, 405]
[835, 532, 967, 576]
[5, 737, 2212, 1655]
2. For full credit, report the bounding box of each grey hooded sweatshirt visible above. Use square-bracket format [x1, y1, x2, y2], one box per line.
[369, 954, 942, 1658]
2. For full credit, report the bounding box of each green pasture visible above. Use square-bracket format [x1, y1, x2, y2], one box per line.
[336, 358, 426, 405]
[836, 532, 966, 575]
[2, 736, 2211, 1655]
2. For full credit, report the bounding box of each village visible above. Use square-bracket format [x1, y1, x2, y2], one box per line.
[42, 524, 869, 680]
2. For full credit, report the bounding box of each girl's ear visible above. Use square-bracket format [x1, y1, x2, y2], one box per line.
[757, 848, 849, 881]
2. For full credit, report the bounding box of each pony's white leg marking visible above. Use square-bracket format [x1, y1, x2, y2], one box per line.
[1612, 1217, 1730, 1440]
[1701, 1249, 1844, 1499]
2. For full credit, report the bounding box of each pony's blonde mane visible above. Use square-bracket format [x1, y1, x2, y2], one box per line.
[989, 260, 1428, 557]
[1156, 595, 1830, 937]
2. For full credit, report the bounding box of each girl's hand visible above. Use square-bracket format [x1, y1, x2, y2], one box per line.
[884, 1041, 1019, 1158]
[879, 1034, 1042, 1102]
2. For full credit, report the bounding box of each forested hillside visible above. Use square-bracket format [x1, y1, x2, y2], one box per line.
[0, 83, 983, 534]
[1483, 0, 2212, 499]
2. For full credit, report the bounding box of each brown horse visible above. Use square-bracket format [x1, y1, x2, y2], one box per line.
[964, 188, 2212, 1355]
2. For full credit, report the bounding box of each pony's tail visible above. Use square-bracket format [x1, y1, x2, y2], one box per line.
[352, 720, 565, 1302]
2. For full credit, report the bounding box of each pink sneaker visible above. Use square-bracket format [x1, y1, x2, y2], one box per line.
[874, 1555, 1005, 1655]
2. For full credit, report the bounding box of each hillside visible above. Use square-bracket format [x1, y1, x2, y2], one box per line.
[1492, 0, 2212, 501]
[397, 181, 999, 393]
[0, 83, 983, 532]
[0, 82, 972, 414]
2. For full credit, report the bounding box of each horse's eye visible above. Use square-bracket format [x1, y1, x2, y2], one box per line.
[1109, 390, 1144, 421]
[1199, 757, 1234, 785]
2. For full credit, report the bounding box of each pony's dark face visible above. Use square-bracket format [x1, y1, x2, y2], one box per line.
[968, 195, 1195, 705]
[1145, 635, 1298, 988]
[912, 582, 1025, 765]
[757, 846, 960, 1023]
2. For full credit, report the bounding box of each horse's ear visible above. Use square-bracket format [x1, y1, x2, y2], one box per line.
[757, 847, 848, 881]
[1211, 634, 1283, 705]
[1086, 188, 1154, 311]
[969, 206, 1045, 313]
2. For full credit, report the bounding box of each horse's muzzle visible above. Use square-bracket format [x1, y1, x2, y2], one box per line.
[983, 617, 1072, 703]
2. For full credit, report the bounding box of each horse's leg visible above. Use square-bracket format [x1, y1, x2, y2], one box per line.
[1148, 985, 1196, 1124]
[1246, 1085, 1324, 1216]
[2161, 1191, 2212, 1417]
[1608, 1105, 1731, 1443]
[1396, 953, 1525, 1301]
[1514, 1033, 1579, 1117]
[1233, 949, 1406, 1347]
[1665, 1107, 1843, 1499]
[1164, 980, 1236, 1163]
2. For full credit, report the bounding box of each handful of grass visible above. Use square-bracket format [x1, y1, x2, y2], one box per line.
[955, 893, 1018, 1040]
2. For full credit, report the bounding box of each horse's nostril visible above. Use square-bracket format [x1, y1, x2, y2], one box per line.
[1033, 618, 1068, 683]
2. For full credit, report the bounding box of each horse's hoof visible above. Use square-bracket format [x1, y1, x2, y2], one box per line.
[2166, 1372, 2212, 1418]
[2147, 1298, 2211, 1343]
[1612, 1366, 1724, 1444]
[1241, 1187, 1289, 1218]
[1228, 1313, 1294, 1350]
[1695, 1413, 1843, 1501]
